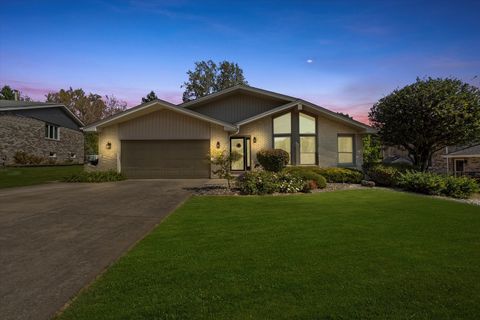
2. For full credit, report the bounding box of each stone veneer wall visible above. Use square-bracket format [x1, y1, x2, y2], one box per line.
[0, 114, 84, 166]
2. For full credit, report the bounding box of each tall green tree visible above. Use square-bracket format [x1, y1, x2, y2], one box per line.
[182, 60, 248, 102]
[369, 77, 480, 171]
[0, 85, 31, 101]
[141, 91, 158, 103]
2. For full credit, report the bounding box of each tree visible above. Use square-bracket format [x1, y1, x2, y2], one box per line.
[209, 150, 242, 189]
[104, 95, 127, 117]
[362, 134, 382, 170]
[369, 77, 480, 171]
[46, 88, 106, 125]
[0, 85, 15, 100]
[142, 91, 158, 103]
[182, 60, 248, 102]
[0, 85, 31, 101]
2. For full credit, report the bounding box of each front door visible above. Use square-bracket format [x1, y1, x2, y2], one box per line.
[230, 137, 251, 171]
[454, 159, 465, 177]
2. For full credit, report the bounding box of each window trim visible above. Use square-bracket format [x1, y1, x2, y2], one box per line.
[299, 112, 317, 165]
[337, 134, 356, 166]
[45, 123, 60, 141]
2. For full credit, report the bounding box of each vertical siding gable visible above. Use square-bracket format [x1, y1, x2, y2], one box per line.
[191, 93, 287, 123]
[118, 109, 210, 140]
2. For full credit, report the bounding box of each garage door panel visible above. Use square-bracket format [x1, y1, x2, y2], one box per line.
[121, 140, 210, 179]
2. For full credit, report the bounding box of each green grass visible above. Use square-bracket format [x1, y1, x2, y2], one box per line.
[0, 165, 83, 188]
[58, 190, 480, 319]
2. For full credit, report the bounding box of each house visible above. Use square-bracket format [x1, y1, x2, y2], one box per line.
[84, 85, 375, 179]
[431, 144, 480, 178]
[0, 101, 84, 166]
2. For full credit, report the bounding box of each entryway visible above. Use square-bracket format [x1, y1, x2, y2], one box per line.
[230, 137, 251, 171]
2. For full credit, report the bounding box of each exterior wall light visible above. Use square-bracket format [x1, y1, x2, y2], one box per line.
[253, 137, 257, 143]
[216, 141, 221, 149]
[106, 142, 112, 150]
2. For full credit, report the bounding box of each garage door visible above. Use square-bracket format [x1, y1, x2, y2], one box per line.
[121, 140, 210, 179]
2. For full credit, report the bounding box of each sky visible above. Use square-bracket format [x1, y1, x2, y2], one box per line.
[1, 0, 479, 123]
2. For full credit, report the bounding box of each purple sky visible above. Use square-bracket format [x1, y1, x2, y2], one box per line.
[1, 0, 479, 124]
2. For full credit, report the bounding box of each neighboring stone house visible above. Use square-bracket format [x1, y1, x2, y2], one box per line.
[383, 144, 480, 178]
[431, 144, 480, 178]
[0, 101, 84, 166]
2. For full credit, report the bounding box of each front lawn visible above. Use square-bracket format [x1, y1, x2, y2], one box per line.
[0, 165, 83, 188]
[58, 190, 480, 319]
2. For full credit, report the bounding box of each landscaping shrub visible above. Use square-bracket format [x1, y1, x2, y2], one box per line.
[13, 151, 44, 165]
[444, 175, 479, 199]
[397, 171, 446, 195]
[397, 171, 478, 198]
[62, 170, 126, 183]
[314, 167, 363, 183]
[256, 149, 289, 172]
[276, 172, 306, 193]
[284, 167, 327, 189]
[366, 164, 401, 187]
[237, 171, 308, 195]
[237, 171, 278, 195]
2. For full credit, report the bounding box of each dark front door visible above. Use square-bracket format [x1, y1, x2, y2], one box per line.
[230, 137, 251, 171]
[454, 159, 465, 176]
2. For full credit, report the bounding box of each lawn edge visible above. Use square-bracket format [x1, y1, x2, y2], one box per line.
[53, 193, 194, 319]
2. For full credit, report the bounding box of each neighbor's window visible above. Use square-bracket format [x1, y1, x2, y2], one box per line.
[299, 112, 316, 164]
[273, 112, 291, 163]
[45, 124, 59, 140]
[338, 135, 354, 165]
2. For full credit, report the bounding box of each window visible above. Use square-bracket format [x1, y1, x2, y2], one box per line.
[49, 152, 57, 158]
[338, 135, 354, 165]
[273, 112, 292, 163]
[69, 152, 76, 159]
[299, 113, 316, 164]
[45, 124, 59, 140]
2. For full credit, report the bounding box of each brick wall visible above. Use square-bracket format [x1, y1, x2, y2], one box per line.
[0, 114, 84, 166]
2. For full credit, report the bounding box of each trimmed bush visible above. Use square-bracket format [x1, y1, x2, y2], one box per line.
[366, 164, 401, 187]
[397, 171, 478, 199]
[284, 167, 327, 189]
[314, 167, 363, 184]
[257, 149, 290, 172]
[276, 172, 306, 193]
[62, 170, 126, 183]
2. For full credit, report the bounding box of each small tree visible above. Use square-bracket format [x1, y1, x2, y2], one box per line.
[142, 91, 158, 103]
[210, 150, 241, 189]
[362, 134, 382, 170]
[369, 77, 480, 171]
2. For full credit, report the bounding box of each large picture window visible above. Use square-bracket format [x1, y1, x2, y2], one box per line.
[273, 113, 292, 163]
[45, 124, 59, 140]
[338, 134, 354, 165]
[299, 112, 316, 164]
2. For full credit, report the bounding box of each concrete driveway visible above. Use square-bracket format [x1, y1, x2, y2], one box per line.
[0, 179, 206, 320]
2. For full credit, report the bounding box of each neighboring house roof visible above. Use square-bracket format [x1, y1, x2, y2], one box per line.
[83, 99, 238, 132]
[0, 100, 84, 127]
[443, 144, 480, 157]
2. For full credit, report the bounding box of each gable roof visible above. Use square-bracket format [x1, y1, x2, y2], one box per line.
[0, 100, 84, 126]
[83, 99, 237, 132]
[444, 144, 480, 157]
[236, 99, 374, 132]
[180, 84, 296, 109]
